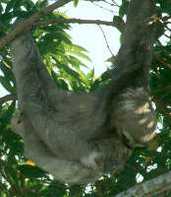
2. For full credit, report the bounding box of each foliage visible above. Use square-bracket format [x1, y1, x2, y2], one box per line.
[0, 0, 171, 196]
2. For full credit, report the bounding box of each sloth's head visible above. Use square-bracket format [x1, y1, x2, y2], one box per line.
[113, 87, 156, 147]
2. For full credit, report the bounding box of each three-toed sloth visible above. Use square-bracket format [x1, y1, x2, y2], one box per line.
[11, 31, 156, 185]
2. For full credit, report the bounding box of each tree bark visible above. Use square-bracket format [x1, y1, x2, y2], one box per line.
[116, 171, 171, 197]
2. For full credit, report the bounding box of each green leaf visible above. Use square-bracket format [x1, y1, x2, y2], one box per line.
[0, 61, 15, 82]
[0, 3, 3, 13]
[87, 68, 95, 80]
[73, 0, 79, 7]
[5, 0, 16, 13]
[22, 0, 35, 11]
[119, 0, 129, 17]
[0, 76, 14, 93]
[18, 164, 47, 178]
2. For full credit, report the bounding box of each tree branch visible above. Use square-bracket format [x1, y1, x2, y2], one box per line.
[37, 18, 114, 27]
[98, 25, 114, 56]
[116, 171, 171, 197]
[0, 0, 71, 49]
[0, 94, 16, 105]
[105, 0, 157, 95]
[0, 0, 122, 50]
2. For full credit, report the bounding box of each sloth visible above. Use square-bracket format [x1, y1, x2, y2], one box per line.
[10, 31, 156, 184]
[10, 6, 156, 183]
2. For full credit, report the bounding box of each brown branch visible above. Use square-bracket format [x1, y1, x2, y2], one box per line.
[37, 18, 114, 27]
[116, 171, 171, 197]
[0, 94, 16, 105]
[0, 1, 120, 50]
[0, 0, 71, 49]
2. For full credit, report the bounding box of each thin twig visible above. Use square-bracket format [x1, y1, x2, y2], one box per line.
[91, 2, 113, 13]
[111, 0, 120, 7]
[164, 33, 170, 39]
[164, 25, 171, 32]
[98, 25, 114, 57]
[103, 0, 119, 7]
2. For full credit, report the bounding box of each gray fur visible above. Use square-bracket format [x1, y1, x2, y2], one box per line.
[11, 32, 156, 184]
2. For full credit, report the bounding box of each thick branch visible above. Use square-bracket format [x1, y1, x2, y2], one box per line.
[37, 18, 114, 27]
[0, 94, 16, 105]
[0, 0, 71, 49]
[0, 16, 115, 50]
[116, 171, 171, 197]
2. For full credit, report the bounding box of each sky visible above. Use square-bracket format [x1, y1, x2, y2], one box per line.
[59, 0, 121, 75]
[0, 0, 121, 97]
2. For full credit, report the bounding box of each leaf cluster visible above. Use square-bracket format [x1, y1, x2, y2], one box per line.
[1, 0, 171, 196]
